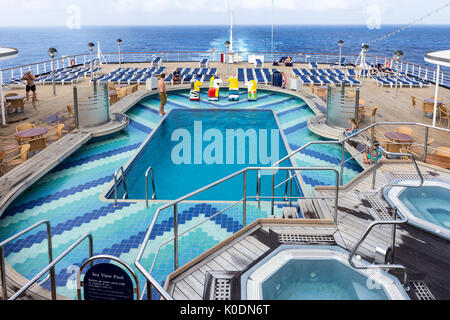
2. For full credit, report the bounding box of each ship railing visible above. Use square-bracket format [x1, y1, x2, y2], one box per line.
[1, 51, 449, 88]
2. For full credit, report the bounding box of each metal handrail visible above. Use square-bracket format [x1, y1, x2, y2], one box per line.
[9, 233, 93, 300]
[135, 166, 339, 300]
[0, 220, 56, 300]
[113, 166, 128, 207]
[145, 166, 157, 208]
[348, 208, 409, 289]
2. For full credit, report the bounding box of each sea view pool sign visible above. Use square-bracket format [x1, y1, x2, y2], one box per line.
[78, 263, 135, 300]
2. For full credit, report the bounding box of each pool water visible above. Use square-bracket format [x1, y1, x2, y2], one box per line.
[262, 259, 389, 300]
[109, 109, 301, 201]
[399, 186, 450, 230]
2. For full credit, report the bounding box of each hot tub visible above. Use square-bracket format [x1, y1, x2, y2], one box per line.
[241, 245, 409, 300]
[384, 179, 450, 240]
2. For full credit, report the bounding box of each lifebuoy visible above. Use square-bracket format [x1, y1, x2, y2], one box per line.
[70, 59, 76, 67]
[385, 60, 391, 68]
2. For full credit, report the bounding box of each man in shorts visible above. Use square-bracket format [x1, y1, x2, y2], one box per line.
[22, 71, 38, 106]
[158, 73, 167, 116]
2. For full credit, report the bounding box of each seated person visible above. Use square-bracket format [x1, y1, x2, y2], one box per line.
[363, 141, 382, 164]
[343, 118, 359, 137]
[369, 68, 378, 76]
[285, 56, 293, 66]
[385, 68, 394, 74]
[172, 69, 181, 84]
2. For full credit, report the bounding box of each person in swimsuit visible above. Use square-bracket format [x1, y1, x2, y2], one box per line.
[158, 73, 167, 116]
[363, 141, 382, 164]
[21, 71, 38, 105]
[344, 118, 359, 137]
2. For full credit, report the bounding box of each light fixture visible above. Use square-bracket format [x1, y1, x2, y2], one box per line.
[47, 48, 58, 96]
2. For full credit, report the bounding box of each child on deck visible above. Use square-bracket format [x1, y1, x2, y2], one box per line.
[343, 118, 359, 137]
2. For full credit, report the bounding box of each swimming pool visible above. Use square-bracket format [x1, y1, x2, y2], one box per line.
[384, 180, 450, 240]
[242, 246, 409, 300]
[0, 89, 362, 299]
[106, 109, 301, 201]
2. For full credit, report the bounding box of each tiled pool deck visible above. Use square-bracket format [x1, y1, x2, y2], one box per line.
[0, 89, 362, 299]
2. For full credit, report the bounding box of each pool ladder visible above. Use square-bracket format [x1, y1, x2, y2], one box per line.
[145, 166, 157, 208]
[113, 166, 129, 207]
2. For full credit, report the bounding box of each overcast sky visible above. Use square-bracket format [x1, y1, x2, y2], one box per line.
[0, 0, 449, 27]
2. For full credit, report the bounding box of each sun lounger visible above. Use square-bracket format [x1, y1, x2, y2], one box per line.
[152, 57, 162, 68]
[254, 68, 265, 83]
[262, 69, 272, 84]
[237, 69, 246, 82]
[309, 62, 319, 69]
[200, 58, 209, 68]
[246, 69, 255, 82]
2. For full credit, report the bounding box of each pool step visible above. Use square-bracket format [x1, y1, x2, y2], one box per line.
[298, 198, 325, 219]
[282, 207, 299, 219]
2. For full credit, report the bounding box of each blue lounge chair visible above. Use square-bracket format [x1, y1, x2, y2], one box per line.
[255, 59, 263, 68]
[346, 76, 360, 86]
[310, 69, 320, 77]
[208, 68, 217, 75]
[309, 62, 319, 69]
[262, 69, 272, 84]
[317, 76, 331, 85]
[200, 58, 209, 68]
[309, 76, 322, 85]
[254, 69, 265, 83]
[152, 57, 162, 68]
[246, 69, 255, 82]
[347, 69, 357, 77]
[237, 69, 246, 82]
[299, 76, 312, 85]
[373, 76, 394, 87]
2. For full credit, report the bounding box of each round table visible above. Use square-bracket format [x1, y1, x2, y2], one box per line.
[5, 95, 25, 101]
[425, 155, 450, 170]
[15, 128, 49, 139]
[423, 99, 443, 104]
[384, 131, 413, 143]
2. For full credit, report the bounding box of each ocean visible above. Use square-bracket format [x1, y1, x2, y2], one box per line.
[0, 25, 449, 70]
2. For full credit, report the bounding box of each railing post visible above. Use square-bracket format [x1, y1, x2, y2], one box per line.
[340, 142, 345, 186]
[372, 146, 380, 190]
[289, 172, 293, 207]
[284, 171, 289, 201]
[256, 170, 261, 208]
[147, 281, 152, 300]
[391, 208, 398, 264]
[243, 171, 247, 228]
[0, 247, 6, 300]
[424, 127, 429, 163]
[45, 222, 56, 300]
[271, 170, 275, 216]
[173, 204, 178, 271]
[73, 85, 80, 129]
[334, 170, 340, 224]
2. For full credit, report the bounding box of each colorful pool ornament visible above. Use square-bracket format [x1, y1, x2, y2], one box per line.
[190, 79, 203, 101]
[208, 76, 222, 101]
[246, 80, 257, 101]
[227, 76, 240, 101]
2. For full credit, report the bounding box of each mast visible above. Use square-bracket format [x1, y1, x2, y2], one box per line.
[229, 7, 234, 53]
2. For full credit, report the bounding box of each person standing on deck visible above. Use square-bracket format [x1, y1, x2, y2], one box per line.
[158, 73, 167, 116]
[21, 71, 38, 108]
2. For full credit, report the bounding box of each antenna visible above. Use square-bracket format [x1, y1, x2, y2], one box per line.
[228, 0, 234, 53]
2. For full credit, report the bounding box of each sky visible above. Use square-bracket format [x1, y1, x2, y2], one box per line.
[0, 0, 449, 27]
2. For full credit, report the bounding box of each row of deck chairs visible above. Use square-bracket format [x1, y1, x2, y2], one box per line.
[372, 75, 431, 88]
[94, 67, 166, 85]
[293, 68, 361, 87]
[166, 68, 217, 84]
[237, 68, 276, 85]
[35, 67, 101, 85]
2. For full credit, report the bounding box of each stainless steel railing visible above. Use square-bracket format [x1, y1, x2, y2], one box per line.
[135, 166, 340, 300]
[145, 166, 157, 208]
[113, 166, 129, 207]
[9, 233, 94, 300]
[0, 220, 55, 300]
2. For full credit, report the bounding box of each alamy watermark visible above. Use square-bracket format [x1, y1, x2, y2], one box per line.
[66, 4, 81, 30]
[171, 121, 281, 174]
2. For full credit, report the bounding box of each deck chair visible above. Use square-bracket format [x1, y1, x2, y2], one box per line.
[434, 147, 450, 158]
[28, 137, 48, 153]
[4, 144, 30, 170]
[45, 124, 65, 144]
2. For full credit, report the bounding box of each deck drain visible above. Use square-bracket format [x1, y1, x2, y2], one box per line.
[203, 271, 238, 300]
[410, 281, 436, 300]
[279, 234, 336, 244]
[390, 173, 433, 180]
[365, 195, 392, 221]
[214, 279, 231, 300]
